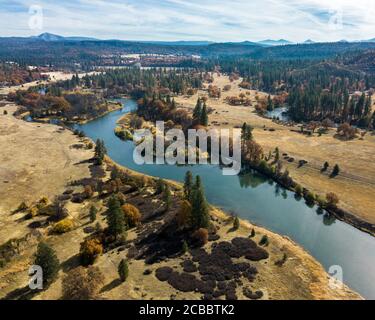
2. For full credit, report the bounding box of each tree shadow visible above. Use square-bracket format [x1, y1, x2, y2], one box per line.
[2, 285, 40, 300]
[100, 279, 122, 293]
[60, 254, 81, 273]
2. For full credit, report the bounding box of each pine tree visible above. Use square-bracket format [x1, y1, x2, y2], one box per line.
[193, 98, 202, 123]
[107, 195, 126, 238]
[89, 206, 97, 223]
[331, 164, 340, 177]
[250, 228, 256, 238]
[191, 176, 209, 230]
[274, 147, 280, 162]
[200, 103, 208, 126]
[233, 216, 240, 230]
[163, 184, 172, 211]
[267, 95, 274, 111]
[35, 242, 60, 286]
[95, 139, 106, 165]
[181, 240, 189, 254]
[241, 123, 253, 141]
[118, 259, 129, 282]
[184, 171, 193, 201]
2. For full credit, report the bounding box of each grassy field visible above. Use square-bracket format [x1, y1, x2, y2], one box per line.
[174, 73, 375, 225]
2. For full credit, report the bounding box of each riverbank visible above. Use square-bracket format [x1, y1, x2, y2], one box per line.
[174, 73, 375, 233]
[0, 102, 361, 300]
[103, 157, 361, 300]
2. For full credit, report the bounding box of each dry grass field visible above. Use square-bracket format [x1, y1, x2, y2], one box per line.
[0, 105, 360, 299]
[0, 71, 98, 95]
[174, 73, 375, 225]
[0, 103, 93, 244]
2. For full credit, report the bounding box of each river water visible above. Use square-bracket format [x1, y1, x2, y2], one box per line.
[74, 98, 375, 299]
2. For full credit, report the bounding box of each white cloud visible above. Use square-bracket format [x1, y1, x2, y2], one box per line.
[0, 0, 374, 41]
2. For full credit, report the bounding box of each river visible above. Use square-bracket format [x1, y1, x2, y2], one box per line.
[73, 98, 375, 299]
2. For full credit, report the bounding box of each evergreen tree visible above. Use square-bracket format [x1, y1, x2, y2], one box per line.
[118, 259, 129, 282]
[241, 123, 253, 141]
[331, 164, 340, 177]
[250, 228, 256, 238]
[233, 216, 240, 230]
[89, 206, 97, 223]
[200, 102, 208, 126]
[107, 195, 126, 238]
[163, 184, 172, 211]
[274, 147, 280, 162]
[181, 240, 189, 254]
[184, 171, 193, 201]
[95, 139, 107, 165]
[193, 98, 202, 123]
[267, 95, 274, 111]
[191, 176, 209, 230]
[34, 242, 60, 287]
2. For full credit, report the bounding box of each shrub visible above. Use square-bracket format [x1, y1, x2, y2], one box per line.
[34, 242, 60, 286]
[52, 219, 74, 234]
[39, 197, 49, 206]
[316, 196, 327, 208]
[192, 228, 209, 247]
[304, 191, 316, 206]
[181, 240, 189, 254]
[155, 178, 166, 195]
[233, 216, 240, 230]
[62, 266, 104, 300]
[79, 238, 103, 266]
[3, 110, 8, 115]
[259, 235, 269, 246]
[250, 228, 256, 238]
[295, 184, 303, 196]
[121, 204, 141, 228]
[25, 206, 39, 219]
[84, 185, 94, 199]
[258, 160, 273, 176]
[118, 259, 129, 282]
[322, 161, 329, 172]
[337, 123, 358, 140]
[275, 253, 287, 267]
[326, 192, 339, 208]
[17, 202, 28, 212]
[176, 200, 192, 229]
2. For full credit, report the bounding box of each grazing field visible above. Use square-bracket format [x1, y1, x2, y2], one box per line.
[174, 73, 375, 226]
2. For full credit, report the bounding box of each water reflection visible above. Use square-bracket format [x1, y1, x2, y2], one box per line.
[238, 171, 268, 189]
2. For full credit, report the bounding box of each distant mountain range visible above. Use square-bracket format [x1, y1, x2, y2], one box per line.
[32, 33, 97, 42]
[257, 39, 293, 46]
[8, 33, 375, 47]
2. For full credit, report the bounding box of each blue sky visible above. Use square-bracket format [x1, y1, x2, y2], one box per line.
[1, 0, 375, 42]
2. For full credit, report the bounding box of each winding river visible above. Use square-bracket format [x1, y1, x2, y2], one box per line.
[74, 98, 375, 299]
